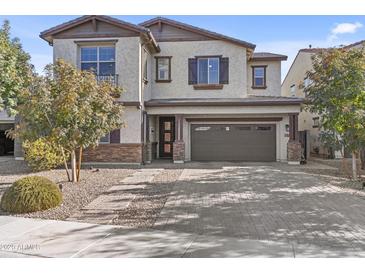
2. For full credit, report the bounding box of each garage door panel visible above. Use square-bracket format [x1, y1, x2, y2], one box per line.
[191, 124, 276, 161]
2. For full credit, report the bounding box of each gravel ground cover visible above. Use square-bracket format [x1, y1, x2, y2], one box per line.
[112, 169, 183, 228]
[0, 158, 135, 220]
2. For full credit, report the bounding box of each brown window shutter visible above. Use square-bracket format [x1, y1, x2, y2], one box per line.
[110, 129, 120, 143]
[219, 57, 229, 84]
[188, 58, 197, 85]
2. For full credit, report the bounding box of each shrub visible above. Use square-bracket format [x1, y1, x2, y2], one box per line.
[23, 138, 66, 171]
[0, 176, 62, 213]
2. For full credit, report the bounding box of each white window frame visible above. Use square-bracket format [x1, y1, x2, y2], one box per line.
[99, 133, 110, 144]
[290, 84, 296, 96]
[80, 46, 115, 75]
[197, 57, 220, 85]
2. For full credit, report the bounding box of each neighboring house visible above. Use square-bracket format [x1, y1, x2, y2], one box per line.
[282, 40, 365, 158]
[37, 15, 302, 164]
[0, 110, 14, 156]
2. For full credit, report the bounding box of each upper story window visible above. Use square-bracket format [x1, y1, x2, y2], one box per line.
[252, 66, 266, 89]
[197, 57, 219, 84]
[80, 46, 115, 76]
[290, 84, 296, 96]
[155, 56, 172, 82]
[188, 56, 228, 89]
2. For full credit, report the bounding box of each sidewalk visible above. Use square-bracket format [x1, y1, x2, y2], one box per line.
[1, 216, 364, 257]
[0, 216, 293, 258]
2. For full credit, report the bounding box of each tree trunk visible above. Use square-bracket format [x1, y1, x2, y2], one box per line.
[77, 147, 83, 182]
[61, 148, 71, 182]
[352, 152, 357, 179]
[70, 150, 77, 183]
[340, 147, 351, 178]
[360, 149, 365, 170]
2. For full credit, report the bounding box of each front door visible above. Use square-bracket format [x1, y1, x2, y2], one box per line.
[159, 117, 175, 158]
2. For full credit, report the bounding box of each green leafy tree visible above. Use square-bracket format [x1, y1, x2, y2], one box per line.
[15, 59, 123, 182]
[0, 20, 33, 116]
[305, 48, 365, 179]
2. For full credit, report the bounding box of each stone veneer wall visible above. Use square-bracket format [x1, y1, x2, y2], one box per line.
[173, 141, 185, 162]
[83, 143, 143, 163]
[287, 141, 302, 162]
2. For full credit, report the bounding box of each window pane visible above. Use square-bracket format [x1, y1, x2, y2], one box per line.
[198, 58, 208, 84]
[99, 47, 115, 61]
[158, 58, 169, 80]
[99, 62, 115, 75]
[164, 144, 171, 153]
[164, 133, 171, 142]
[81, 47, 97, 62]
[254, 67, 264, 77]
[255, 77, 264, 86]
[164, 122, 171, 130]
[208, 58, 219, 84]
[81, 62, 97, 74]
[256, 126, 272, 131]
[100, 133, 110, 143]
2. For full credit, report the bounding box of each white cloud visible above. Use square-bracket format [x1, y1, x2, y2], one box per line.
[331, 22, 363, 34]
[328, 22, 363, 41]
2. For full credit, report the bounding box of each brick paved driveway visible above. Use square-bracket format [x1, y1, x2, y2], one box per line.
[151, 163, 365, 257]
[2, 162, 365, 257]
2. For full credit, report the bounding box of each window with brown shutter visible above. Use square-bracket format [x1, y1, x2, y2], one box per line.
[188, 56, 229, 89]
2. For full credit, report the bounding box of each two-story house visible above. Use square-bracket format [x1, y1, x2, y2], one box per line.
[39, 15, 303, 164]
[282, 40, 365, 158]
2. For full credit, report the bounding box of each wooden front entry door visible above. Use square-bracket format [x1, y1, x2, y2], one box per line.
[159, 117, 175, 158]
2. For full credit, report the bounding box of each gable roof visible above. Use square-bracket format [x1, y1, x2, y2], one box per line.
[139, 17, 256, 50]
[40, 15, 160, 52]
[343, 39, 365, 49]
[250, 52, 287, 61]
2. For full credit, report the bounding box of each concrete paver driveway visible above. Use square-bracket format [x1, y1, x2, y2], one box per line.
[1, 163, 365, 257]
[152, 163, 365, 257]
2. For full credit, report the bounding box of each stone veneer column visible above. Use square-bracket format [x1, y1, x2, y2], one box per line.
[287, 113, 301, 165]
[173, 115, 185, 163]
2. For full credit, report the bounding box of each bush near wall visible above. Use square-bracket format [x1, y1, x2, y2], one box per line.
[23, 138, 66, 171]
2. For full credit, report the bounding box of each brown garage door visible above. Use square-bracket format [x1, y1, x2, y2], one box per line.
[191, 124, 276, 161]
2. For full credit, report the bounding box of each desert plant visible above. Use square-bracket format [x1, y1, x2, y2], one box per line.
[0, 176, 62, 213]
[22, 138, 68, 172]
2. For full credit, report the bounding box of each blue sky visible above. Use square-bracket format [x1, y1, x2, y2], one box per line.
[1, 15, 365, 80]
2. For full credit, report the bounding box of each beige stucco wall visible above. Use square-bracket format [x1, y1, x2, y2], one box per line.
[150, 40, 248, 99]
[141, 46, 153, 102]
[247, 60, 282, 96]
[120, 106, 142, 143]
[53, 37, 141, 102]
[281, 51, 313, 98]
